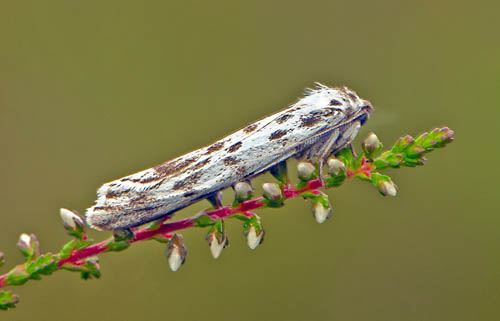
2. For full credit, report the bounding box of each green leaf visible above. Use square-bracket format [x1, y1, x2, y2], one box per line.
[193, 214, 215, 227]
[335, 147, 355, 167]
[5, 266, 30, 286]
[105, 240, 130, 252]
[59, 240, 77, 259]
[0, 290, 19, 310]
[25, 254, 58, 278]
[324, 171, 347, 188]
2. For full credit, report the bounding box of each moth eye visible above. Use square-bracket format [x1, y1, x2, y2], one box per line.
[329, 99, 342, 106]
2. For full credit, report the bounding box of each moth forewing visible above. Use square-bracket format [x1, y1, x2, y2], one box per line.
[86, 84, 373, 230]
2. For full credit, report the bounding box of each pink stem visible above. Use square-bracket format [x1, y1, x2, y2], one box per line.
[0, 177, 338, 287]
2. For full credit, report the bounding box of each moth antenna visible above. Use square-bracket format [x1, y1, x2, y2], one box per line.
[313, 82, 328, 90]
[304, 87, 314, 96]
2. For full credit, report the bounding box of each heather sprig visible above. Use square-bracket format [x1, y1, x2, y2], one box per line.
[0, 127, 454, 310]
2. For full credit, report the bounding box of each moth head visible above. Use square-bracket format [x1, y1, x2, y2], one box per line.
[309, 83, 374, 125]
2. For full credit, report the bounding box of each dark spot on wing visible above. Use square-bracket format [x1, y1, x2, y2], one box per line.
[236, 165, 247, 176]
[300, 115, 322, 127]
[281, 138, 289, 147]
[227, 142, 242, 153]
[106, 191, 122, 199]
[223, 156, 239, 166]
[269, 129, 288, 140]
[153, 157, 198, 178]
[130, 194, 148, 206]
[173, 172, 203, 190]
[275, 114, 293, 124]
[204, 141, 225, 155]
[347, 93, 357, 100]
[183, 191, 196, 197]
[329, 99, 342, 106]
[191, 157, 211, 170]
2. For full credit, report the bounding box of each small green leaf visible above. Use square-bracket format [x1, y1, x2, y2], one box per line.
[193, 214, 215, 227]
[105, 240, 130, 252]
[25, 254, 58, 278]
[59, 240, 77, 259]
[5, 266, 30, 286]
[0, 290, 19, 310]
[324, 171, 347, 188]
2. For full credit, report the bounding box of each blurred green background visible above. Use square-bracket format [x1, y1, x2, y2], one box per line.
[1, 0, 499, 320]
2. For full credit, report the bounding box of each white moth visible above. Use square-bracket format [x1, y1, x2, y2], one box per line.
[86, 83, 373, 230]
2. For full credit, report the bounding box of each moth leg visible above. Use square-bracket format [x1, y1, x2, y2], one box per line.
[349, 144, 357, 158]
[314, 129, 340, 185]
[206, 190, 224, 209]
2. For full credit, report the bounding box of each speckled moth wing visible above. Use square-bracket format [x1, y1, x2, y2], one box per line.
[86, 84, 373, 230]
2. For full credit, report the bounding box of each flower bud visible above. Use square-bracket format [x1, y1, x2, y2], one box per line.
[166, 234, 187, 272]
[362, 132, 382, 155]
[313, 199, 332, 224]
[378, 180, 397, 197]
[243, 215, 264, 250]
[17, 233, 40, 259]
[262, 182, 282, 200]
[0, 251, 5, 267]
[233, 181, 253, 202]
[206, 220, 228, 259]
[297, 162, 316, 181]
[60, 208, 86, 239]
[246, 225, 263, 250]
[327, 158, 346, 175]
[207, 232, 228, 259]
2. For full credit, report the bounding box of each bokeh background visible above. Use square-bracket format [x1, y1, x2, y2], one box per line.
[1, 1, 499, 320]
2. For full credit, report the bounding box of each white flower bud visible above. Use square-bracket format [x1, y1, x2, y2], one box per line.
[17, 233, 39, 258]
[166, 234, 187, 272]
[19, 233, 31, 246]
[362, 132, 382, 154]
[207, 233, 227, 259]
[60, 208, 84, 230]
[234, 181, 253, 202]
[167, 247, 183, 272]
[327, 158, 346, 175]
[379, 180, 397, 197]
[262, 182, 282, 200]
[297, 162, 316, 181]
[246, 225, 263, 250]
[313, 202, 332, 224]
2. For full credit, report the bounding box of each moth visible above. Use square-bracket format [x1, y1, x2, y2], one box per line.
[86, 83, 374, 230]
